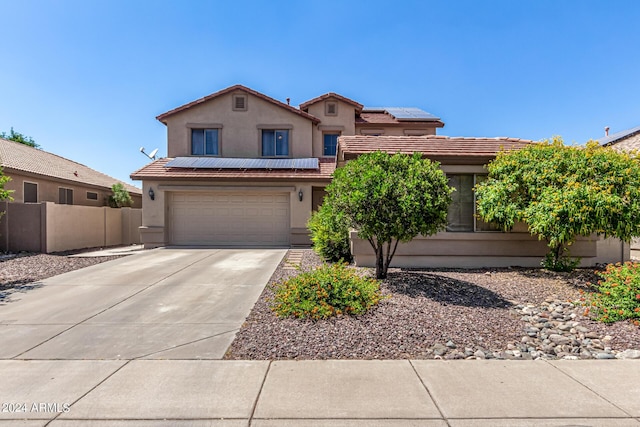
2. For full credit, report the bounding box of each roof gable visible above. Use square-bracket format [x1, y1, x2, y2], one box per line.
[0, 138, 141, 194]
[156, 84, 320, 124]
[299, 92, 363, 112]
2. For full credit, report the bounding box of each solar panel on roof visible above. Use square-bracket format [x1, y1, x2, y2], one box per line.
[362, 107, 440, 121]
[164, 157, 319, 170]
[385, 107, 439, 120]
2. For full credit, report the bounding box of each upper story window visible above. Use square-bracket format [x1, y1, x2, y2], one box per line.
[446, 174, 499, 232]
[233, 94, 247, 111]
[191, 129, 219, 156]
[325, 101, 337, 116]
[323, 133, 340, 156]
[262, 129, 289, 157]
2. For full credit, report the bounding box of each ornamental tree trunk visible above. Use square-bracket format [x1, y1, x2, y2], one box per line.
[375, 245, 385, 279]
[553, 243, 564, 265]
[370, 238, 400, 279]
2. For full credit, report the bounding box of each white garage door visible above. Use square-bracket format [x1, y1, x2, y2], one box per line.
[169, 192, 290, 246]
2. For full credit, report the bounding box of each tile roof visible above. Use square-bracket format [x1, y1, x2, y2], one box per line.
[0, 138, 141, 194]
[156, 84, 320, 124]
[299, 92, 363, 112]
[356, 112, 400, 124]
[338, 135, 533, 158]
[599, 125, 640, 147]
[130, 157, 335, 181]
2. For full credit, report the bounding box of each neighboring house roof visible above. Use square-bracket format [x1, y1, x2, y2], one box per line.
[156, 84, 321, 124]
[130, 157, 335, 181]
[299, 92, 364, 112]
[0, 138, 141, 194]
[356, 107, 444, 127]
[599, 125, 640, 150]
[338, 135, 532, 161]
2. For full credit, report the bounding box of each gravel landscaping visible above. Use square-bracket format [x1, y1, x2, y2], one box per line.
[226, 250, 640, 360]
[0, 251, 123, 292]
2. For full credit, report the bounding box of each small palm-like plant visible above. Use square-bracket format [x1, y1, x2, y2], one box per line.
[109, 183, 132, 208]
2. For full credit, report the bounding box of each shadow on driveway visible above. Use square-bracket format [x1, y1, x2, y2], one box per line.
[0, 282, 44, 306]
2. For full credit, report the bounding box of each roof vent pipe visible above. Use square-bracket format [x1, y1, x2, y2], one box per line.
[286, 97, 290, 105]
[605, 126, 610, 136]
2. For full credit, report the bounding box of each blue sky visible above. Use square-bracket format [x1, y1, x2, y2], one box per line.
[1, 0, 639, 187]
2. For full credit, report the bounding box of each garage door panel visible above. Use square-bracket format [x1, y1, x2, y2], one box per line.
[169, 191, 290, 246]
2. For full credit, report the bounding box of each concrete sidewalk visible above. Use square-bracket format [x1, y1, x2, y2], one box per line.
[0, 359, 638, 426]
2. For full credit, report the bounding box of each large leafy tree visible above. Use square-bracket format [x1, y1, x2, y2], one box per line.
[475, 137, 640, 270]
[326, 151, 452, 279]
[0, 127, 39, 149]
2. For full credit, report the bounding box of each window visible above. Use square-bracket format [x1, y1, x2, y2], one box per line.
[262, 130, 289, 156]
[447, 175, 474, 232]
[325, 101, 337, 116]
[446, 174, 499, 232]
[87, 191, 98, 200]
[233, 94, 247, 111]
[24, 182, 37, 203]
[191, 129, 219, 155]
[59, 188, 73, 205]
[323, 133, 340, 156]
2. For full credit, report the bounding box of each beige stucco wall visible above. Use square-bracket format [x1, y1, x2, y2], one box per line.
[4, 171, 141, 208]
[46, 203, 105, 252]
[165, 90, 315, 158]
[139, 179, 325, 248]
[305, 99, 356, 158]
[42, 202, 141, 253]
[351, 232, 628, 268]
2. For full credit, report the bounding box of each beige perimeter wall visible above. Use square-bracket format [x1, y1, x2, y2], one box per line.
[350, 231, 629, 268]
[0, 202, 141, 253]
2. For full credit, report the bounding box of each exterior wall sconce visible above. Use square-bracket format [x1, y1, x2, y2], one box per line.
[298, 189, 303, 202]
[148, 187, 155, 201]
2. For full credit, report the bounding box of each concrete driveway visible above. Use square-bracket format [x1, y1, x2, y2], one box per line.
[0, 248, 286, 360]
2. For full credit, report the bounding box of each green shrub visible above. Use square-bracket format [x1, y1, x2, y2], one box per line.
[109, 183, 132, 208]
[272, 263, 383, 320]
[541, 251, 581, 272]
[308, 202, 352, 263]
[586, 262, 640, 324]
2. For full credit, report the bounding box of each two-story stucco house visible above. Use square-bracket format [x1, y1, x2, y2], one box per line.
[131, 84, 628, 267]
[130, 85, 443, 249]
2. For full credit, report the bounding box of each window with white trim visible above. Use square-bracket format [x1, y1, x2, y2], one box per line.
[261, 129, 289, 157]
[446, 174, 499, 232]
